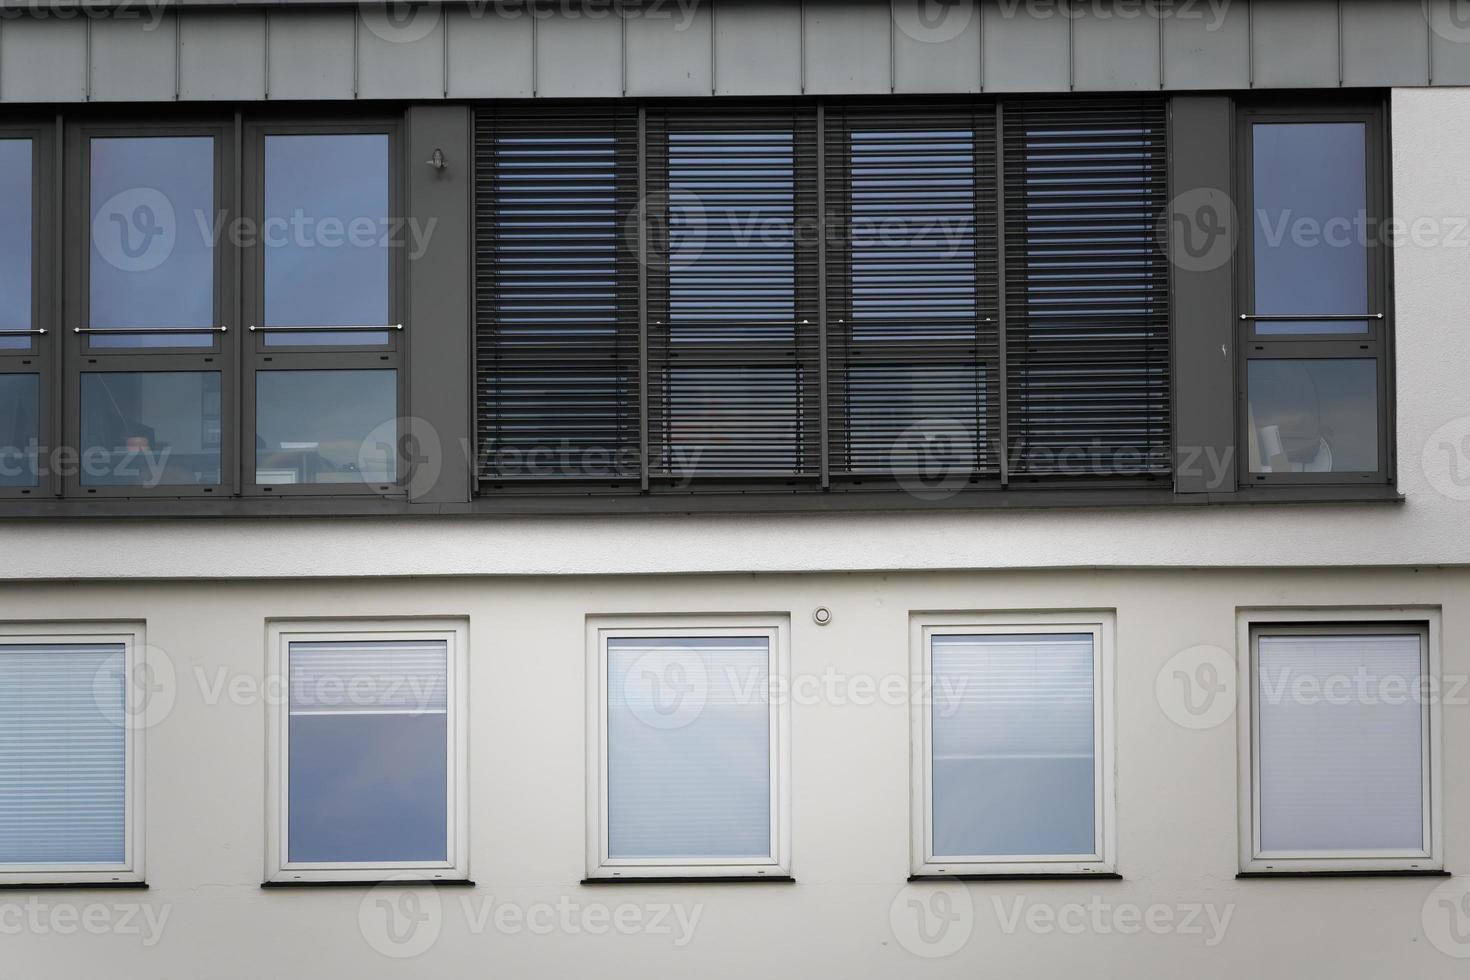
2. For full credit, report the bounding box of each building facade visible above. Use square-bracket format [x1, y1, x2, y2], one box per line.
[3, 0, 1470, 976]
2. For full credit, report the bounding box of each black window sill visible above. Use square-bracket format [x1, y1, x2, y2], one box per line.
[0, 881, 148, 890]
[0, 484, 1404, 519]
[908, 873, 1122, 883]
[581, 876, 795, 885]
[1236, 870, 1449, 879]
[262, 879, 476, 889]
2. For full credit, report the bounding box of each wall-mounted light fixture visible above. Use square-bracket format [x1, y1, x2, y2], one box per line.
[426, 148, 447, 171]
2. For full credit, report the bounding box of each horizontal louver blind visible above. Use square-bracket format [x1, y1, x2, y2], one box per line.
[1003, 100, 1170, 480]
[474, 106, 641, 484]
[645, 106, 821, 480]
[825, 104, 999, 483]
[289, 639, 448, 716]
[0, 644, 126, 866]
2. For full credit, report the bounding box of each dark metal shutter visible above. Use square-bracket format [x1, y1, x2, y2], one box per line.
[824, 103, 1000, 485]
[1002, 99, 1171, 481]
[473, 105, 641, 486]
[643, 105, 821, 482]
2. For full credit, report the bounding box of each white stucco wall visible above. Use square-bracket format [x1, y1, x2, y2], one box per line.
[1, 567, 1467, 978]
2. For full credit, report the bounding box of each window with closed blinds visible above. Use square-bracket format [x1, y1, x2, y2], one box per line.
[1003, 100, 1171, 480]
[0, 642, 127, 868]
[929, 632, 1096, 858]
[474, 106, 641, 484]
[1254, 630, 1428, 856]
[644, 106, 821, 481]
[286, 638, 450, 864]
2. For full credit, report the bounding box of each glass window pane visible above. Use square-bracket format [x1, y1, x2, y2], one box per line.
[931, 633, 1095, 858]
[1247, 359, 1378, 473]
[0, 643, 127, 866]
[0, 374, 39, 487]
[0, 139, 32, 351]
[287, 639, 448, 863]
[264, 134, 390, 346]
[255, 370, 397, 486]
[606, 636, 771, 861]
[89, 136, 215, 348]
[1257, 633, 1424, 854]
[80, 372, 221, 487]
[1252, 123, 1370, 334]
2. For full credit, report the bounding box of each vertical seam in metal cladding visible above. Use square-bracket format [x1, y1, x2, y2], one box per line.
[977, 0, 984, 92]
[799, 0, 806, 94]
[1246, 0, 1254, 87]
[1336, 0, 1344, 86]
[888, 3, 895, 93]
[85, 16, 92, 101]
[619, 0, 627, 97]
[175, 9, 182, 100]
[443, 7, 450, 97]
[1157, 3, 1165, 89]
[709, 0, 717, 95]
[531, 4, 539, 97]
[353, 7, 360, 98]
[264, 8, 271, 99]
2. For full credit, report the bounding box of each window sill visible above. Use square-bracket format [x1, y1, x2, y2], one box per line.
[1236, 870, 1448, 879]
[261, 879, 476, 889]
[0, 881, 148, 890]
[580, 876, 795, 885]
[908, 873, 1122, 883]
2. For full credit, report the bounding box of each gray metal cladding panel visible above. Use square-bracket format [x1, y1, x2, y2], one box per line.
[1427, 0, 1470, 84]
[357, 6, 446, 100]
[0, 16, 87, 102]
[891, 0, 982, 93]
[1160, 0, 1249, 90]
[711, 0, 802, 94]
[90, 12, 177, 102]
[1071, 6, 1160, 91]
[1250, 0, 1340, 87]
[446, 6, 534, 97]
[179, 10, 267, 100]
[625, 0, 714, 96]
[1341, 0, 1428, 87]
[533, 8, 623, 97]
[266, 9, 355, 99]
[981, 0, 1069, 92]
[803, 0, 891, 94]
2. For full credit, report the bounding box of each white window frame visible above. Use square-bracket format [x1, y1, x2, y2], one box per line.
[265, 619, 469, 883]
[0, 622, 146, 885]
[585, 614, 792, 880]
[909, 611, 1117, 877]
[1237, 607, 1443, 874]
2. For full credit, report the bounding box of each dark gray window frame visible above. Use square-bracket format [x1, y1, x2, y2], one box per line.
[63, 116, 237, 499]
[1234, 98, 1395, 489]
[240, 116, 408, 498]
[0, 120, 54, 500]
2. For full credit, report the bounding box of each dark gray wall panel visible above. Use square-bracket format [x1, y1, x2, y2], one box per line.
[0, 17, 87, 102]
[1072, 6, 1159, 90]
[1160, 1, 1249, 90]
[803, 0, 891, 94]
[446, 7, 533, 97]
[180, 10, 267, 100]
[1251, 0, 1339, 88]
[711, 0, 802, 94]
[982, 0, 1069, 92]
[407, 105, 472, 504]
[90, 12, 176, 101]
[266, 9, 355, 99]
[1426, 0, 1470, 84]
[625, 0, 714, 96]
[1342, 0, 1428, 87]
[358, 6, 446, 100]
[892, 0, 981, 93]
[534, 8, 622, 97]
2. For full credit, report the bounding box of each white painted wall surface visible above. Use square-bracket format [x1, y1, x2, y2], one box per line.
[0, 567, 1466, 977]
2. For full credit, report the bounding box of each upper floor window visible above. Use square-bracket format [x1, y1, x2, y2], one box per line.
[1238, 103, 1390, 485]
[0, 131, 42, 495]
